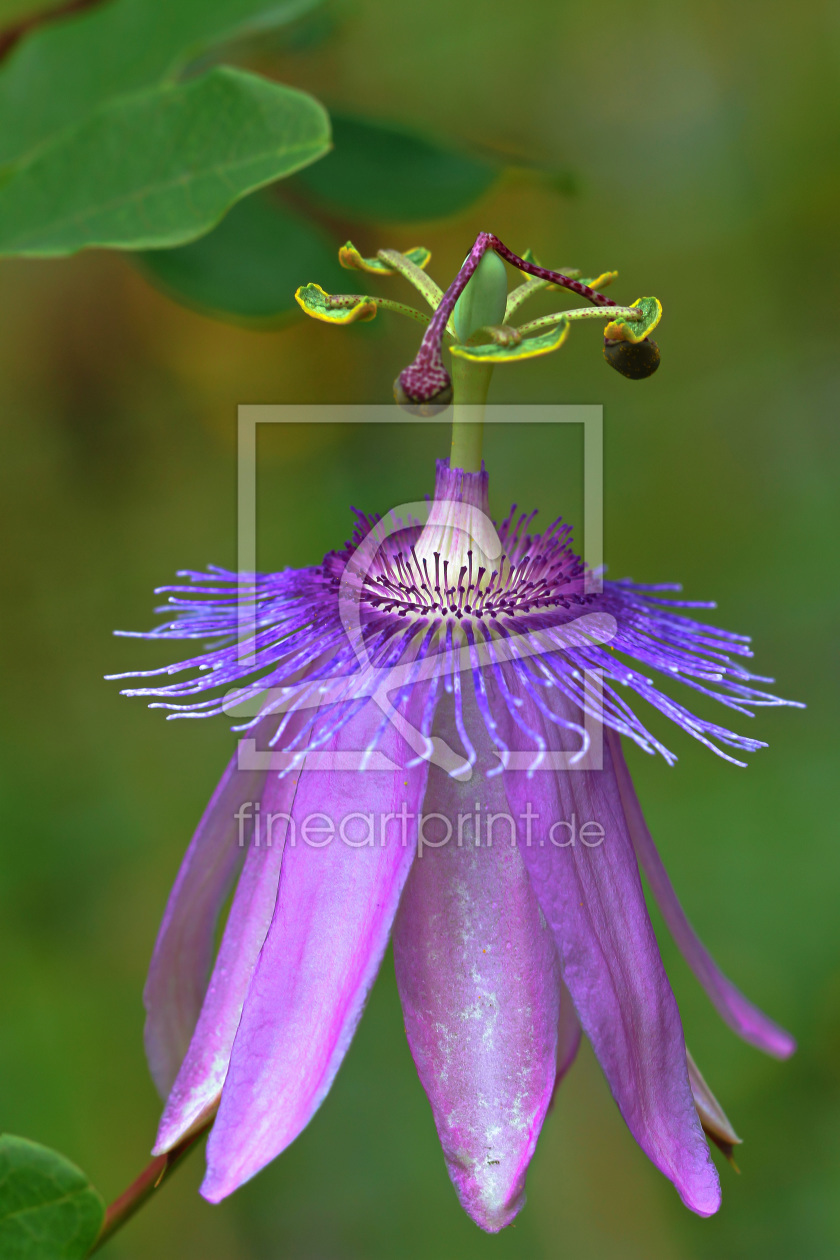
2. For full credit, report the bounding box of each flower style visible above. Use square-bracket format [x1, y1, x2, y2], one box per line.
[112, 449, 798, 1231]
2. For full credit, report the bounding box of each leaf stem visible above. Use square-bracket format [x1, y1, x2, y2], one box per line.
[88, 1120, 213, 1255]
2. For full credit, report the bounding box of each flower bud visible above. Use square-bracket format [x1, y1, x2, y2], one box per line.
[453, 248, 508, 343]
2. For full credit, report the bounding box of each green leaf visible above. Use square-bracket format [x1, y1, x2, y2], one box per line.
[450, 320, 570, 363]
[0, 67, 331, 257]
[289, 113, 498, 221]
[138, 191, 344, 324]
[0, 0, 326, 167]
[0, 1135, 104, 1260]
[604, 296, 662, 344]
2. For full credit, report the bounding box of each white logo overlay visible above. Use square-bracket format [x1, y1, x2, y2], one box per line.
[232, 405, 609, 779]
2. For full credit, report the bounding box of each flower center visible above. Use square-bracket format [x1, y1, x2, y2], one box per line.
[320, 459, 593, 661]
[360, 543, 585, 624]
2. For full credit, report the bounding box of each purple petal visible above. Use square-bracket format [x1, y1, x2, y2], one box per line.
[686, 1048, 742, 1158]
[606, 729, 796, 1060]
[143, 750, 266, 1096]
[154, 767, 299, 1153]
[497, 684, 721, 1217]
[393, 697, 562, 1233]
[201, 696, 431, 1202]
[546, 984, 582, 1115]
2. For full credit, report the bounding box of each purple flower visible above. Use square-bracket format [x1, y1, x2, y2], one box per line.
[112, 459, 797, 1232]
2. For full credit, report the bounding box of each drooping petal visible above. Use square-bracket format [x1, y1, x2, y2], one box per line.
[154, 765, 301, 1153]
[201, 693, 431, 1202]
[546, 984, 583, 1115]
[393, 692, 562, 1233]
[143, 750, 266, 1097]
[606, 728, 796, 1060]
[497, 681, 721, 1217]
[555, 980, 583, 1086]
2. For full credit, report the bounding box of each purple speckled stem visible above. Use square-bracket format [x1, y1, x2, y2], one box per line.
[491, 237, 618, 309]
[398, 233, 618, 405]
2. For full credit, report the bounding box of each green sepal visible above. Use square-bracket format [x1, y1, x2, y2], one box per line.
[339, 241, 431, 274]
[451, 319, 570, 363]
[469, 325, 523, 347]
[604, 296, 662, 344]
[295, 283, 377, 324]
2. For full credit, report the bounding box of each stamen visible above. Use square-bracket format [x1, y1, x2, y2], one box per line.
[117, 470, 798, 772]
[397, 232, 619, 405]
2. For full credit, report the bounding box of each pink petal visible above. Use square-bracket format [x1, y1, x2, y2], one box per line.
[606, 728, 795, 1059]
[498, 683, 721, 1217]
[154, 766, 300, 1153]
[393, 696, 562, 1233]
[546, 984, 582, 1115]
[201, 696, 431, 1201]
[143, 750, 266, 1096]
[555, 980, 583, 1086]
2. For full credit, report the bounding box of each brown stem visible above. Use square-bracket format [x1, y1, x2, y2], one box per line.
[0, 0, 104, 65]
[88, 1119, 213, 1255]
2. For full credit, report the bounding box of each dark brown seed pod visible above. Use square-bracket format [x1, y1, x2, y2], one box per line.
[392, 377, 453, 416]
[603, 336, 661, 380]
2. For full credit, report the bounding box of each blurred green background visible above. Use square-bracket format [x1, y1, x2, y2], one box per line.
[1, 0, 838, 1256]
